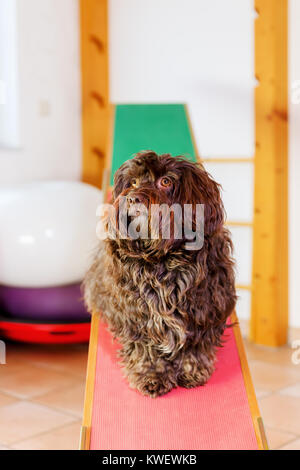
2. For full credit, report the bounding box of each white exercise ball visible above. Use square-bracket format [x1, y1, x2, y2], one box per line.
[0, 181, 102, 287]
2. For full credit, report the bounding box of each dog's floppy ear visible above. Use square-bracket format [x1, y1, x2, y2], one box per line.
[113, 169, 124, 201]
[180, 164, 224, 236]
[113, 160, 130, 200]
[113, 159, 135, 200]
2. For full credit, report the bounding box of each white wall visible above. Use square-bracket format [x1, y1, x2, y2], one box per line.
[0, 0, 82, 184]
[110, 0, 255, 157]
[0, 0, 19, 147]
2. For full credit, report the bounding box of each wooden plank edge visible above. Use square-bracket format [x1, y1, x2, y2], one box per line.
[183, 104, 201, 159]
[80, 314, 99, 449]
[80, 104, 116, 450]
[231, 311, 268, 450]
[79, 425, 91, 450]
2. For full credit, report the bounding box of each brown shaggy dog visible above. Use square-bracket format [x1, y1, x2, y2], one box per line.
[84, 151, 236, 397]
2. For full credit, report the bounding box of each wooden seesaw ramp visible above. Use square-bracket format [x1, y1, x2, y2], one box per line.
[80, 104, 268, 450]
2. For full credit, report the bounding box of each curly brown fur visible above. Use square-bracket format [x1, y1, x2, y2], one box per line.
[84, 151, 236, 397]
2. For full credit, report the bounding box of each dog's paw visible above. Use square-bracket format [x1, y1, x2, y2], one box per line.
[177, 367, 213, 389]
[133, 374, 176, 398]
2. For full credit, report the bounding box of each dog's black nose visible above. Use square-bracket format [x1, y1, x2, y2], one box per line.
[127, 195, 141, 205]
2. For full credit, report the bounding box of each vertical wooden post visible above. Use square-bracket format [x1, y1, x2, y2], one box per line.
[251, 0, 288, 346]
[80, 0, 109, 188]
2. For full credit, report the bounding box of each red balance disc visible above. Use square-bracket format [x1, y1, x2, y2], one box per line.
[0, 317, 90, 344]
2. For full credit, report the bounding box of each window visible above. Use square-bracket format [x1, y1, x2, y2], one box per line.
[0, 0, 19, 147]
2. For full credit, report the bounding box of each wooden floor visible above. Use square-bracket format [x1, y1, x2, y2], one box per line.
[0, 323, 299, 450]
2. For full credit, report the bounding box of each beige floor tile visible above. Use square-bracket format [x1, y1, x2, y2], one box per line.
[0, 361, 31, 379]
[0, 401, 75, 445]
[279, 438, 300, 450]
[11, 421, 81, 450]
[249, 360, 300, 392]
[0, 364, 79, 399]
[255, 389, 271, 399]
[28, 349, 88, 378]
[35, 383, 85, 418]
[289, 327, 300, 345]
[265, 427, 297, 450]
[244, 340, 295, 368]
[279, 383, 300, 397]
[0, 445, 10, 450]
[0, 392, 17, 408]
[6, 343, 88, 378]
[259, 394, 300, 435]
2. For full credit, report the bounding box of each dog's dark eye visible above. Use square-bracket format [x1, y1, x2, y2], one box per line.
[158, 177, 172, 189]
[131, 178, 138, 188]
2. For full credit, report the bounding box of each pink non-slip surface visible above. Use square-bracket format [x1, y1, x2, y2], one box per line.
[90, 324, 258, 450]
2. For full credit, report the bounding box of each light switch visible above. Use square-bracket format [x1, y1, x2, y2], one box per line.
[39, 100, 51, 116]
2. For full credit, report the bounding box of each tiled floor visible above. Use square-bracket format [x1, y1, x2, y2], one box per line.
[245, 339, 300, 449]
[0, 342, 88, 450]
[0, 325, 299, 450]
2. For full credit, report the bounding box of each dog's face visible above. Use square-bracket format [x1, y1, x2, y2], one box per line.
[107, 151, 224, 259]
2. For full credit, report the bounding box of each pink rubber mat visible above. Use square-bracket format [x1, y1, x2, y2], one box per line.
[90, 324, 258, 450]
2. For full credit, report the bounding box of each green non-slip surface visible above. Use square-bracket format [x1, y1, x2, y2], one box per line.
[110, 104, 197, 184]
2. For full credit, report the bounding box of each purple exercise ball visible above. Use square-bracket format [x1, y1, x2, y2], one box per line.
[0, 283, 90, 322]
